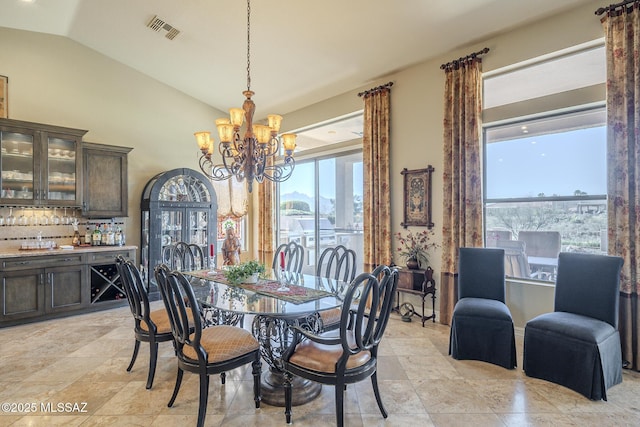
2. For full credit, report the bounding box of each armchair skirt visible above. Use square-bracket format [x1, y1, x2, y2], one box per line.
[449, 297, 517, 369]
[524, 311, 622, 401]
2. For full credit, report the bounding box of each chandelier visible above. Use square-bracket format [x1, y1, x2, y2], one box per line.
[194, 0, 296, 193]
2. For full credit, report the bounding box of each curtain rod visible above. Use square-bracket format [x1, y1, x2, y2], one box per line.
[595, 0, 637, 15]
[440, 47, 490, 71]
[358, 81, 393, 98]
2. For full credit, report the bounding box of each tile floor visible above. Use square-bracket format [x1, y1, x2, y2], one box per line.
[1, 303, 640, 426]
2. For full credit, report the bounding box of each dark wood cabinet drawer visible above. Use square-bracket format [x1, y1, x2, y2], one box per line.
[1, 254, 85, 270]
[397, 268, 425, 291]
[87, 249, 134, 265]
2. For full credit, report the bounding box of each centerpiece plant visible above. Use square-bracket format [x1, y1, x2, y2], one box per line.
[223, 260, 266, 284]
[395, 229, 439, 269]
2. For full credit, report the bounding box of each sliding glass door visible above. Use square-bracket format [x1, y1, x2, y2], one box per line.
[278, 151, 363, 276]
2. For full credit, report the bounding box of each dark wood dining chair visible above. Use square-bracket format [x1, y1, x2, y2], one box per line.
[282, 265, 398, 427]
[115, 255, 175, 389]
[316, 245, 357, 331]
[272, 241, 304, 273]
[163, 241, 205, 271]
[154, 265, 262, 427]
[316, 245, 357, 283]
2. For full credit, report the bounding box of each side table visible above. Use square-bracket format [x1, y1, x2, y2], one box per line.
[394, 267, 436, 326]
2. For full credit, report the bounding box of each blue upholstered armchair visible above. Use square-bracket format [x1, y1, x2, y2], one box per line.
[449, 247, 517, 369]
[523, 252, 624, 400]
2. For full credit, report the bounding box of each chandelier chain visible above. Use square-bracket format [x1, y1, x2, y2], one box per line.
[246, 0, 251, 92]
[193, 0, 296, 193]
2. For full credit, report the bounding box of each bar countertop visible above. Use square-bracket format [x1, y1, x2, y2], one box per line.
[0, 245, 137, 259]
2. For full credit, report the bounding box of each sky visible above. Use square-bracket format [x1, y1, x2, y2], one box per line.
[486, 126, 606, 199]
[281, 157, 363, 200]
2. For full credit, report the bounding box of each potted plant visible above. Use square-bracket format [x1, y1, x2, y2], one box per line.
[395, 229, 439, 269]
[223, 260, 266, 284]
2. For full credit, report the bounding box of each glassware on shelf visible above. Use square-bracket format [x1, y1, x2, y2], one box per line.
[31, 209, 40, 226]
[0, 212, 3, 226]
[51, 207, 60, 225]
[6, 208, 15, 226]
[17, 208, 27, 226]
[62, 207, 70, 225]
[41, 209, 51, 226]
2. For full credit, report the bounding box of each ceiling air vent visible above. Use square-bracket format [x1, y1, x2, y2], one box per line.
[147, 15, 181, 40]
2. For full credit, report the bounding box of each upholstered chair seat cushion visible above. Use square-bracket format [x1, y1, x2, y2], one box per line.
[183, 325, 259, 363]
[139, 309, 172, 333]
[452, 297, 513, 321]
[141, 308, 194, 334]
[526, 312, 617, 343]
[289, 330, 372, 373]
[319, 308, 342, 329]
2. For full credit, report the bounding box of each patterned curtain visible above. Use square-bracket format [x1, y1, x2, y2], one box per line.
[257, 158, 275, 266]
[439, 57, 484, 325]
[362, 85, 392, 273]
[601, 3, 640, 371]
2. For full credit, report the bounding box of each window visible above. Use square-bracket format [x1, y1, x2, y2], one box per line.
[277, 151, 364, 276]
[483, 44, 607, 281]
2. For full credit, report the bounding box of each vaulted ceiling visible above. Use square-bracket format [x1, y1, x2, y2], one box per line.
[0, 0, 587, 120]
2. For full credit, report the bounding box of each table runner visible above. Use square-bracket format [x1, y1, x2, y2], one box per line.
[183, 269, 333, 304]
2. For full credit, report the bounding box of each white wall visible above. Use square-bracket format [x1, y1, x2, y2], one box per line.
[0, 27, 226, 251]
[0, 0, 605, 326]
[278, 0, 604, 326]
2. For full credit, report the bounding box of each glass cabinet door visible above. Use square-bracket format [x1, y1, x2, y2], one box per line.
[161, 209, 183, 247]
[0, 130, 36, 202]
[141, 210, 150, 283]
[187, 209, 209, 247]
[45, 136, 78, 202]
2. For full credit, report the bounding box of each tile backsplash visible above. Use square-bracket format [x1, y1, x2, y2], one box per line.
[0, 207, 126, 251]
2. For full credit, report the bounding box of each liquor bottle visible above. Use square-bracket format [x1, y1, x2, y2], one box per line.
[92, 224, 102, 246]
[84, 226, 92, 246]
[106, 223, 115, 245]
[101, 223, 109, 245]
[115, 226, 123, 246]
[72, 230, 81, 246]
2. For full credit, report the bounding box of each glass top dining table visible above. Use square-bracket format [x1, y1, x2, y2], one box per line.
[181, 268, 348, 407]
[182, 269, 345, 318]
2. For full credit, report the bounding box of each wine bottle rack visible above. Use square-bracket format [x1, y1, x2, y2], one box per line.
[90, 264, 126, 303]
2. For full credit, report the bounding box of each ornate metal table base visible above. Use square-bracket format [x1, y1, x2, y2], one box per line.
[201, 307, 244, 327]
[261, 368, 321, 406]
[252, 311, 323, 407]
[201, 301, 326, 406]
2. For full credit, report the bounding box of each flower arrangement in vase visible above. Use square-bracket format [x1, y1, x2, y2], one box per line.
[395, 229, 439, 269]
